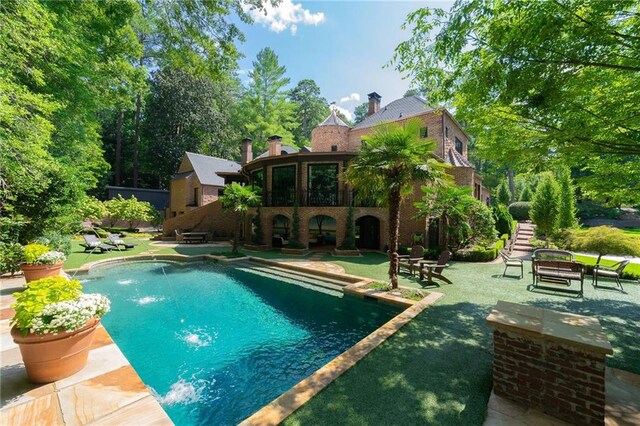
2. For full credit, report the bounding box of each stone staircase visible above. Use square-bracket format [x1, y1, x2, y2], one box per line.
[512, 222, 536, 253]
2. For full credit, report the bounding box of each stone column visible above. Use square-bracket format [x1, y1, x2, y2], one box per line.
[486, 301, 613, 426]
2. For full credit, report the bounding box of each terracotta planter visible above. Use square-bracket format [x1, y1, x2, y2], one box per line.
[20, 261, 64, 283]
[11, 318, 100, 383]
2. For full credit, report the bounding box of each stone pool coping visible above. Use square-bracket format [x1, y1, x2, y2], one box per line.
[12, 254, 443, 425]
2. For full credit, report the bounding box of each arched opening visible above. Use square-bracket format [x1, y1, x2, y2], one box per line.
[308, 215, 336, 249]
[356, 216, 380, 250]
[272, 215, 290, 248]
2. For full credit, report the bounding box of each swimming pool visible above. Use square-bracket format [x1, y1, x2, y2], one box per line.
[83, 261, 401, 425]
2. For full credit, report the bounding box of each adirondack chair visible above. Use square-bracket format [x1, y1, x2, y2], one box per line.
[419, 250, 452, 285]
[398, 245, 425, 276]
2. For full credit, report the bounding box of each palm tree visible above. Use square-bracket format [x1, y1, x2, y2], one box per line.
[219, 183, 261, 254]
[344, 118, 448, 288]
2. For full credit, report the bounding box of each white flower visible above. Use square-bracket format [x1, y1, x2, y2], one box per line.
[35, 251, 66, 265]
[29, 294, 110, 335]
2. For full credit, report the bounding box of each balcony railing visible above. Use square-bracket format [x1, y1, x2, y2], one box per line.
[263, 190, 380, 208]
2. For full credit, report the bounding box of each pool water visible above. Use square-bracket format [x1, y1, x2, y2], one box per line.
[83, 261, 400, 425]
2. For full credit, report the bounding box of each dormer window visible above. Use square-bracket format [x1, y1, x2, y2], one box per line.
[331, 145, 338, 152]
[420, 127, 428, 138]
[455, 137, 463, 154]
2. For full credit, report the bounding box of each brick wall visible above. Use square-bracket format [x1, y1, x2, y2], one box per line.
[201, 185, 219, 206]
[163, 199, 237, 239]
[487, 302, 612, 426]
[311, 126, 350, 152]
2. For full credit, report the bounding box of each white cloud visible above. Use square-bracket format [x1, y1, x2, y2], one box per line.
[244, 0, 325, 35]
[330, 104, 353, 121]
[339, 93, 361, 104]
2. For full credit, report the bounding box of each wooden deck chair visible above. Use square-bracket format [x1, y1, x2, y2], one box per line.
[419, 250, 452, 285]
[398, 245, 425, 276]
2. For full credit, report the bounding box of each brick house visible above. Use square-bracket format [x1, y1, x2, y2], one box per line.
[164, 92, 489, 248]
[166, 152, 243, 218]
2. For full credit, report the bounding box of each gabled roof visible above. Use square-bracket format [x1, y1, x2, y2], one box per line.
[446, 147, 474, 168]
[318, 110, 350, 127]
[353, 96, 434, 129]
[255, 145, 299, 160]
[184, 152, 241, 186]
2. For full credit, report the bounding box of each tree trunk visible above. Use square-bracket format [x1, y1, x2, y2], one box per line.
[387, 188, 401, 289]
[114, 110, 124, 186]
[232, 215, 241, 254]
[133, 93, 141, 188]
[507, 168, 515, 203]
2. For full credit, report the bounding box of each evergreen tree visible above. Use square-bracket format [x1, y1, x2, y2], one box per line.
[353, 102, 369, 125]
[556, 167, 578, 229]
[339, 206, 356, 250]
[530, 173, 560, 241]
[496, 182, 511, 206]
[252, 207, 264, 245]
[519, 186, 533, 202]
[240, 48, 296, 152]
[289, 79, 329, 145]
[285, 202, 305, 249]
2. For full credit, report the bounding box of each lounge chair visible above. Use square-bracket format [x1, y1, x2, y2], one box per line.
[80, 234, 113, 253]
[107, 233, 135, 250]
[500, 251, 523, 278]
[398, 245, 425, 276]
[593, 260, 629, 290]
[418, 250, 452, 285]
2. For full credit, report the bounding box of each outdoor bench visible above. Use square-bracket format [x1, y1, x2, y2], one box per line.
[532, 258, 585, 296]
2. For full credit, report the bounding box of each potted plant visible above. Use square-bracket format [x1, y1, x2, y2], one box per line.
[10, 276, 110, 383]
[20, 243, 66, 283]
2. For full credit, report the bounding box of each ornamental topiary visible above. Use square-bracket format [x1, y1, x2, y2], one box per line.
[493, 205, 515, 237]
[509, 202, 532, 221]
[337, 206, 357, 250]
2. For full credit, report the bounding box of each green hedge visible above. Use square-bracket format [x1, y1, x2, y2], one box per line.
[509, 202, 531, 221]
[493, 205, 515, 236]
[454, 239, 503, 262]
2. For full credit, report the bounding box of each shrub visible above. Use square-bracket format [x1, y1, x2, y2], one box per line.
[454, 246, 498, 262]
[509, 202, 531, 220]
[79, 196, 107, 222]
[284, 202, 305, 249]
[252, 208, 264, 245]
[556, 167, 578, 229]
[493, 205, 515, 237]
[519, 186, 533, 202]
[563, 227, 640, 259]
[34, 231, 72, 256]
[337, 206, 357, 250]
[495, 182, 511, 206]
[530, 173, 560, 238]
[104, 195, 155, 229]
[22, 244, 50, 264]
[0, 243, 24, 275]
[576, 201, 623, 221]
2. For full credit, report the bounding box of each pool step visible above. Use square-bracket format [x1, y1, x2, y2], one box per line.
[245, 264, 349, 290]
[235, 264, 345, 297]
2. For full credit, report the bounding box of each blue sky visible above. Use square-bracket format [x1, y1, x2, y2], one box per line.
[235, 1, 453, 120]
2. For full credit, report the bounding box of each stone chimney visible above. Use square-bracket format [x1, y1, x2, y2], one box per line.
[367, 92, 381, 116]
[268, 135, 282, 156]
[241, 138, 253, 164]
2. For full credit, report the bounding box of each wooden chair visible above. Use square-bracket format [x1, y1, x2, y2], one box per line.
[593, 260, 629, 290]
[500, 250, 523, 278]
[419, 250, 452, 285]
[398, 245, 425, 276]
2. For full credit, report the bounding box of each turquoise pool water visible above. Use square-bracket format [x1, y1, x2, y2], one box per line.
[83, 261, 400, 425]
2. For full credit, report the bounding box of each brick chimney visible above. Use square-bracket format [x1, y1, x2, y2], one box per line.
[268, 135, 282, 156]
[241, 138, 253, 164]
[367, 92, 381, 116]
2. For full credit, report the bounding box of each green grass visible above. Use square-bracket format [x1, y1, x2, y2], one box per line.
[575, 254, 640, 277]
[284, 256, 640, 426]
[64, 245, 640, 425]
[622, 227, 640, 237]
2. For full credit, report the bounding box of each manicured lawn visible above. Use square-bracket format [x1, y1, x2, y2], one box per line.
[64, 246, 639, 425]
[65, 238, 158, 269]
[622, 227, 640, 237]
[575, 254, 640, 277]
[284, 255, 640, 426]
